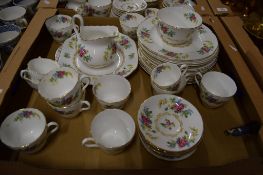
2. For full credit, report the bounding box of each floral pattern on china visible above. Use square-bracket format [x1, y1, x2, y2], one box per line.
[72, 14, 119, 68]
[137, 17, 218, 61]
[55, 32, 138, 80]
[113, 0, 147, 12]
[138, 94, 203, 151]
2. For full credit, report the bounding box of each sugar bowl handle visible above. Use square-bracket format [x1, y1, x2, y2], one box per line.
[72, 14, 84, 39]
[80, 101, 91, 111]
[47, 121, 59, 137]
[194, 72, 203, 86]
[82, 137, 99, 148]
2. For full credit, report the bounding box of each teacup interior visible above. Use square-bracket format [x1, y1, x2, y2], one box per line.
[202, 71, 237, 97]
[0, 109, 46, 148]
[28, 58, 59, 75]
[91, 109, 134, 148]
[94, 75, 131, 102]
[152, 64, 181, 87]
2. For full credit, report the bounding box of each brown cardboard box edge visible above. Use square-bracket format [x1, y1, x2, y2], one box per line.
[195, 0, 214, 16]
[220, 16, 263, 90]
[37, 0, 59, 9]
[0, 8, 57, 105]
[203, 16, 263, 140]
[207, 0, 234, 16]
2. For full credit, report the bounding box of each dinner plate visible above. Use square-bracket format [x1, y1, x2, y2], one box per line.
[56, 33, 138, 79]
[137, 17, 218, 62]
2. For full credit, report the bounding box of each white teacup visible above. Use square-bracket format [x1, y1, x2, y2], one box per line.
[38, 67, 90, 107]
[0, 6, 28, 29]
[20, 57, 60, 89]
[151, 74, 188, 95]
[151, 63, 188, 91]
[48, 91, 90, 118]
[157, 6, 202, 45]
[45, 15, 74, 43]
[89, 0, 111, 17]
[92, 75, 131, 109]
[195, 71, 237, 108]
[0, 108, 59, 153]
[82, 109, 135, 154]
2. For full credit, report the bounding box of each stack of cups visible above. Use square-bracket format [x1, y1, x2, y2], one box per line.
[150, 63, 188, 95]
[37, 67, 91, 118]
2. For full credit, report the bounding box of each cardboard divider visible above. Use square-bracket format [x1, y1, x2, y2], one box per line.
[220, 16, 263, 90]
[207, 0, 234, 16]
[0, 8, 262, 172]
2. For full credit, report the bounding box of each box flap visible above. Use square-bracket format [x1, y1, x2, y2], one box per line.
[221, 16, 263, 90]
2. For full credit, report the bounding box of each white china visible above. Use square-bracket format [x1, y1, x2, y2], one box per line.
[151, 63, 188, 91]
[138, 94, 203, 154]
[93, 75, 131, 109]
[157, 7, 202, 45]
[113, 0, 147, 13]
[38, 67, 90, 107]
[56, 33, 138, 81]
[120, 13, 145, 39]
[137, 17, 218, 62]
[0, 108, 59, 152]
[151, 74, 188, 95]
[45, 15, 74, 43]
[162, 0, 195, 10]
[0, 6, 28, 29]
[73, 14, 119, 68]
[88, 0, 111, 17]
[65, 1, 89, 16]
[144, 8, 159, 18]
[82, 109, 135, 153]
[139, 133, 196, 161]
[195, 71, 237, 108]
[48, 91, 90, 118]
[20, 57, 60, 89]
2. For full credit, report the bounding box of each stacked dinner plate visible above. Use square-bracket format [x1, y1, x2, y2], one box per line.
[111, 0, 147, 17]
[137, 17, 219, 84]
[161, 0, 196, 9]
[138, 94, 204, 161]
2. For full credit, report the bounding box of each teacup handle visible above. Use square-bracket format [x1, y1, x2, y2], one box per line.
[20, 69, 39, 84]
[179, 64, 188, 76]
[80, 75, 90, 91]
[80, 101, 91, 111]
[82, 137, 99, 148]
[194, 72, 203, 86]
[72, 14, 83, 39]
[47, 121, 59, 137]
[17, 18, 28, 29]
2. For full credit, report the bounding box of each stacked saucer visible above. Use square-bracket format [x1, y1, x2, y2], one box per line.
[137, 8, 219, 84]
[161, 0, 196, 9]
[111, 0, 147, 17]
[138, 94, 204, 161]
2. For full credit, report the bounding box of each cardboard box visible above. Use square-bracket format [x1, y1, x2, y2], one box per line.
[220, 16, 263, 90]
[207, 0, 234, 16]
[0, 8, 262, 174]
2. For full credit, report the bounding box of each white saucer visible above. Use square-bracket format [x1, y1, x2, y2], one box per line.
[137, 17, 218, 62]
[139, 134, 196, 161]
[56, 33, 138, 79]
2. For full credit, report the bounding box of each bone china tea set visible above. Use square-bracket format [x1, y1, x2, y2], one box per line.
[0, 6, 238, 161]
